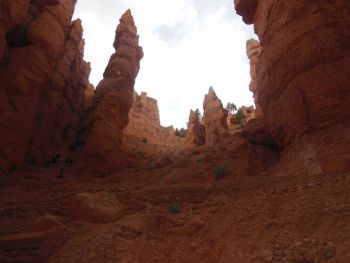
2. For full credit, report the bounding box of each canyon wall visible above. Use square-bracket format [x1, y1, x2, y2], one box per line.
[123, 91, 176, 146]
[77, 10, 143, 176]
[235, 0, 350, 174]
[246, 39, 262, 117]
[0, 0, 90, 175]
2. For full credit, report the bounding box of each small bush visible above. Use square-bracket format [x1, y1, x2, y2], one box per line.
[137, 151, 146, 159]
[168, 203, 181, 214]
[196, 154, 206, 163]
[213, 163, 230, 180]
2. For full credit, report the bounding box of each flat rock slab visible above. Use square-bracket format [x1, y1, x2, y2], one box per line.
[0, 230, 53, 251]
[67, 191, 123, 223]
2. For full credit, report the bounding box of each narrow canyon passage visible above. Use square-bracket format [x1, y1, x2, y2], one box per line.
[0, 0, 350, 262]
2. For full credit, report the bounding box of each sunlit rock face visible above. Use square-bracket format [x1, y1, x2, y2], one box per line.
[203, 87, 228, 146]
[235, 0, 350, 174]
[78, 10, 143, 176]
[123, 91, 176, 146]
[184, 109, 206, 150]
[0, 0, 90, 175]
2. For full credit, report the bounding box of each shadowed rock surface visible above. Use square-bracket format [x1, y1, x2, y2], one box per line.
[184, 109, 206, 150]
[236, 0, 350, 175]
[0, 0, 90, 176]
[0, 1, 350, 262]
[77, 9, 143, 176]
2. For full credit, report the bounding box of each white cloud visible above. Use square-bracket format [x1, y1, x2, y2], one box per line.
[73, 0, 256, 128]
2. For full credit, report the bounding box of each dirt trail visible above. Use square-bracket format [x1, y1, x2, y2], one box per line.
[0, 149, 350, 262]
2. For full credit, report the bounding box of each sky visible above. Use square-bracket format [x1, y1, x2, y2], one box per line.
[73, 0, 257, 128]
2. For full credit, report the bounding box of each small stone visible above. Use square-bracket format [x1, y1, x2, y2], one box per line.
[260, 249, 273, 262]
[323, 249, 335, 259]
[287, 249, 304, 263]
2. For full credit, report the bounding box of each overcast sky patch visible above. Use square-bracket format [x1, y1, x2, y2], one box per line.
[73, 0, 257, 128]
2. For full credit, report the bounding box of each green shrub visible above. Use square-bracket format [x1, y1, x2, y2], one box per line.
[213, 163, 230, 180]
[168, 203, 181, 214]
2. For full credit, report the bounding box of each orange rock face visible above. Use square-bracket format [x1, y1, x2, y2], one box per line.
[203, 87, 228, 146]
[236, 0, 350, 174]
[124, 91, 176, 146]
[246, 39, 262, 117]
[184, 110, 206, 150]
[78, 10, 143, 176]
[0, 0, 90, 175]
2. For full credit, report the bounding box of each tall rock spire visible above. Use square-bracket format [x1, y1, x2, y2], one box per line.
[78, 10, 143, 176]
[203, 87, 228, 146]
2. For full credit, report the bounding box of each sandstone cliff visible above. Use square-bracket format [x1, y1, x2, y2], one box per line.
[123, 91, 176, 146]
[184, 109, 206, 150]
[203, 87, 228, 146]
[0, 0, 90, 175]
[235, 0, 350, 174]
[77, 10, 143, 176]
[246, 39, 262, 117]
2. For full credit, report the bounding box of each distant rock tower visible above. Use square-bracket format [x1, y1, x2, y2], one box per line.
[203, 87, 228, 146]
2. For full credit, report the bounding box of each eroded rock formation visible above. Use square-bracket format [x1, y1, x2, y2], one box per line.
[0, 0, 90, 175]
[78, 10, 143, 176]
[203, 87, 228, 146]
[184, 110, 206, 150]
[235, 0, 350, 174]
[123, 91, 176, 146]
[246, 39, 262, 117]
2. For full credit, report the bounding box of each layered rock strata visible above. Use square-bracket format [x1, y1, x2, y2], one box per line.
[184, 110, 206, 150]
[123, 91, 176, 146]
[78, 10, 143, 176]
[246, 39, 262, 117]
[203, 87, 228, 146]
[235, 0, 350, 174]
[0, 0, 90, 175]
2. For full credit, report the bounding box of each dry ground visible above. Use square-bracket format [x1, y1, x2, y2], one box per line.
[0, 145, 350, 262]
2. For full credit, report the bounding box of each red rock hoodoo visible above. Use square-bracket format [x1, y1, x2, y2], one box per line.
[77, 10, 143, 176]
[184, 109, 206, 150]
[203, 87, 228, 146]
[236, 0, 350, 174]
[123, 91, 176, 146]
[0, 0, 90, 175]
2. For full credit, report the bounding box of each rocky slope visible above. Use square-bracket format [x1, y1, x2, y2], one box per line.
[236, 0, 350, 175]
[0, 0, 90, 176]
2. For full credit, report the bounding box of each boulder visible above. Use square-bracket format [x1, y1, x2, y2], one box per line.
[67, 192, 123, 223]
